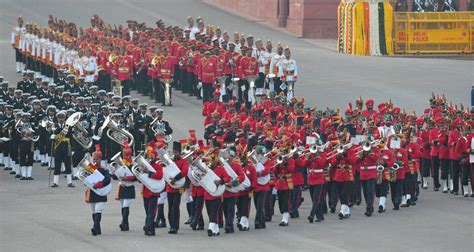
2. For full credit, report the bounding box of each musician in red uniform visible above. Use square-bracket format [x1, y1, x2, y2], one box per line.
[222, 149, 245, 233]
[237, 153, 257, 231]
[306, 144, 329, 222]
[448, 118, 462, 195]
[205, 154, 231, 236]
[429, 118, 441, 191]
[290, 150, 305, 218]
[405, 132, 422, 203]
[456, 124, 473, 197]
[438, 119, 451, 193]
[391, 142, 407, 210]
[253, 145, 271, 229]
[198, 51, 217, 103]
[158, 47, 174, 106]
[238, 47, 259, 106]
[272, 146, 295, 226]
[357, 139, 379, 217]
[112, 47, 134, 96]
[142, 140, 164, 236]
[166, 141, 189, 234]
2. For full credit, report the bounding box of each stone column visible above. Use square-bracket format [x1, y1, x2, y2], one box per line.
[277, 0, 289, 27]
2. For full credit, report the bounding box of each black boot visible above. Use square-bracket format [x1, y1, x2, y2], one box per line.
[120, 207, 130, 231]
[96, 213, 102, 235]
[91, 213, 99, 236]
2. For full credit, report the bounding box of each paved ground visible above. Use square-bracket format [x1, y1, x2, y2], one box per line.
[0, 1, 473, 251]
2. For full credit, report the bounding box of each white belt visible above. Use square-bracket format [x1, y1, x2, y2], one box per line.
[362, 166, 377, 170]
[308, 169, 323, 173]
[410, 159, 417, 162]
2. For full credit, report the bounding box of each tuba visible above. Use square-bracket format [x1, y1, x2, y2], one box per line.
[97, 115, 134, 147]
[151, 117, 172, 143]
[109, 152, 134, 179]
[76, 157, 112, 196]
[66, 112, 92, 149]
[17, 121, 40, 142]
[191, 157, 225, 197]
[156, 148, 186, 189]
[218, 151, 251, 192]
[131, 153, 166, 193]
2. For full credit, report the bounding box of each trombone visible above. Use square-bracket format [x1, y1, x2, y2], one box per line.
[354, 139, 383, 156]
[326, 143, 352, 160]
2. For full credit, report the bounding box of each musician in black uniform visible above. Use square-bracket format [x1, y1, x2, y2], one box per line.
[0, 82, 9, 101]
[51, 111, 75, 188]
[58, 92, 75, 110]
[18, 113, 37, 180]
[10, 110, 21, 177]
[10, 90, 24, 110]
[86, 148, 111, 236]
[16, 72, 29, 92]
[1, 104, 14, 171]
[30, 99, 43, 162]
[133, 103, 152, 155]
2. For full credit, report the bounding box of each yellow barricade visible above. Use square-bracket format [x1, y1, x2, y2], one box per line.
[394, 11, 473, 54]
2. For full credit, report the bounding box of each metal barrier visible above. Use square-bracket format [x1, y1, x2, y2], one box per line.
[394, 11, 473, 54]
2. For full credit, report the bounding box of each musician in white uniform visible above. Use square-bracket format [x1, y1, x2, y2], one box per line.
[269, 45, 285, 94]
[279, 47, 298, 101]
[82, 48, 98, 83]
[11, 16, 26, 73]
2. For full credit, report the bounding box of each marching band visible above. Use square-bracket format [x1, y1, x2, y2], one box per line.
[1, 14, 473, 239]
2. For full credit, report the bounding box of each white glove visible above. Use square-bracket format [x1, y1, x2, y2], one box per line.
[197, 81, 202, 89]
[50, 134, 56, 140]
[92, 135, 101, 141]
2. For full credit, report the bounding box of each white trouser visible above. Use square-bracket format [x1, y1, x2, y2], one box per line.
[378, 196, 387, 210]
[21, 166, 27, 177]
[27, 166, 32, 177]
[239, 216, 249, 228]
[158, 192, 167, 204]
[281, 212, 289, 224]
[90, 202, 106, 213]
[208, 222, 219, 234]
[183, 188, 193, 203]
[120, 199, 133, 208]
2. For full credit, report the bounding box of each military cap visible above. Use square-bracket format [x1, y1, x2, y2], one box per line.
[84, 97, 92, 102]
[5, 104, 14, 109]
[56, 85, 64, 90]
[78, 76, 85, 81]
[89, 85, 98, 90]
[97, 90, 106, 95]
[0, 102, 6, 106]
[76, 97, 84, 101]
[91, 103, 100, 108]
[131, 98, 139, 104]
[63, 91, 71, 97]
[67, 74, 75, 79]
[22, 112, 31, 117]
[14, 89, 23, 94]
[27, 95, 37, 100]
[71, 92, 79, 97]
[27, 70, 34, 76]
[34, 75, 42, 80]
[101, 105, 109, 111]
[149, 106, 158, 112]
[47, 105, 56, 110]
[112, 95, 121, 100]
[122, 95, 131, 101]
[56, 110, 67, 117]
[2, 81, 9, 86]
[40, 98, 49, 104]
[139, 103, 148, 108]
[48, 83, 57, 88]
[156, 108, 164, 114]
[42, 80, 49, 85]
[106, 92, 115, 97]
[8, 87, 15, 91]
[22, 71, 27, 76]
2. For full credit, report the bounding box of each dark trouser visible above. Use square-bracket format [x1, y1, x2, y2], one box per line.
[187, 72, 195, 96]
[390, 179, 404, 206]
[273, 78, 282, 94]
[277, 189, 291, 213]
[138, 70, 149, 95]
[167, 192, 181, 230]
[451, 160, 461, 193]
[290, 185, 302, 215]
[309, 184, 324, 220]
[54, 149, 71, 175]
[205, 199, 222, 224]
[329, 181, 339, 208]
[153, 78, 162, 103]
[9, 139, 18, 165]
[133, 134, 146, 156]
[361, 179, 375, 208]
[422, 158, 431, 177]
[223, 197, 236, 231]
[336, 181, 350, 205]
[253, 190, 266, 226]
[121, 79, 130, 96]
[97, 73, 107, 92]
[191, 195, 204, 228]
[173, 65, 180, 90]
[413, 171, 420, 200]
[375, 180, 389, 197]
[143, 196, 157, 232]
[72, 147, 85, 167]
[155, 203, 166, 224]
[202, 83, 213, 104]
[461, 163, 471, 186]
[19, 140, 33, 166]
[431, 156, 440, 188]
[264, 188, 275, 220]
[180, 68, 187, 93]
[404, 173, 415, 196]
[15, 48, 23, 63]
[353, 173, 362, 203]
[440, 158, 450, 181]
[237, 195, 251, 219]
[237, 80, 249, 104]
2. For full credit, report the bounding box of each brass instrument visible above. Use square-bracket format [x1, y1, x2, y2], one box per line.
[150, 117, 172, 143]
[97, 115, 134, 147]
[112, 78, 122, 96]
[16, 121, 39, 142]
[127, 113, 134, 129]
[161, 78, 172, 106]
[191, 157, 225, 197]
[181, 144, 197, 159]
[40, 117, 54, 132]
[131, 153, 166, 193]
[376, 164, 385, 184]
[156, 148, 186, 189]
[151, 55, 159, 67]
[108, 53, 117, 64]
[390, 163, 400, 182]
[326, 143, 353, 160]
[66, 112, 92, 149]
[76, 157, 112, 196]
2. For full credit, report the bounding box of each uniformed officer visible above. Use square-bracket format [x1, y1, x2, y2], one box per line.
[133, 103, 152, 154]
[51, 110, 75, 188]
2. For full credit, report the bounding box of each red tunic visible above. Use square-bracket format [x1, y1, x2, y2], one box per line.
[306, 153, 329, 185]
[204, 166, 231, 201]
[166, 158, 189, 193]
[273, 158, 295, 191]
[223, 162, 245, 198]
[199, 57, 217, 84]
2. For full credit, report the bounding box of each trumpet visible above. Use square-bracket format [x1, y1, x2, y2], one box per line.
[376, 164, 385, 184]
[390, 163, 400, 182]
[97, 115, 134, 147]
[40, 117, 54, 132]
